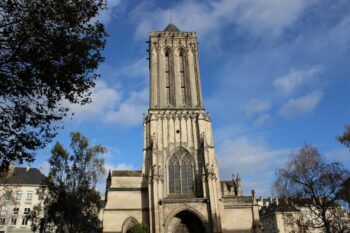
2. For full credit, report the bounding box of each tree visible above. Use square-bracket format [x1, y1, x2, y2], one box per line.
[127, 222, 149, 233]
[338, 125, 350, 207]
[0, 0, 107, 170]
[338, 125, 350, 150]
[274, 145, 350, 233]
[30, 132, 106, 233]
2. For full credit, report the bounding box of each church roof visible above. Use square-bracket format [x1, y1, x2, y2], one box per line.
[163, 23, 180, 32]
[112, 170, 142, 177]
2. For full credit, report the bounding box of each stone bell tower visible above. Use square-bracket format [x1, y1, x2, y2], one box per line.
[142, 23, 223, 233]
[103, 23, 261, 233]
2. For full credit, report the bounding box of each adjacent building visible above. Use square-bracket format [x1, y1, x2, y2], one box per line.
[259, 198, 350, 233]
[0, 167, 45, 233]
[259, 199, 300, 233]
[102, 24, 262, 233]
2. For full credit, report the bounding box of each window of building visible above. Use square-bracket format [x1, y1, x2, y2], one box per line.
[165, 51, 171, 105]
[22, 217, 28, 226]
[0, 206, 8, 215]
[13, 206, 19, 215]
[23, 208, 30, 215]
[168, 148, 193, 194]
[10, 218, 17, 226]
[2, 192, 11, 201]
[179, 51, 187, 105]
[26, 192, 33, 201]
[15, 192, 22, 200]
[0, 218, 5, 225]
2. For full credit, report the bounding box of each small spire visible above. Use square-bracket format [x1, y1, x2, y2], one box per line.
[170, 9, 173, 23]
[236, 173, 241, 180]
[163, 23, 180, 32]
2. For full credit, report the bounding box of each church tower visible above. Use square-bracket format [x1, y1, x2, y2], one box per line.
[103, 24, 261, 233]
[143, 23, 222, 233]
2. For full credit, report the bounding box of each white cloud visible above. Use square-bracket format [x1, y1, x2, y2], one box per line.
[64, 57, 149, 127]
[65, 80, 148, 127]
[253, 113, 271, 127]
[67, 80, 121, 120]
[233, 0, 318, 36]
[273, 66, 322, 96]
[95, 0, 121, 24]
[244, 100, 271, 116]
[243, 100, 272, 127]
[278, 90, 323, 118]
[105, 88, 148, 127]
[100, 58, 148, 81]
[101, 146, 122, 159]
[132, 0, 317, 41]
[324, 148, 350, 165]
[113, 163, 135, 170]
[38, 161, 50, 175]
[216, 136, 293, 196]
[329, 15, 350, 49]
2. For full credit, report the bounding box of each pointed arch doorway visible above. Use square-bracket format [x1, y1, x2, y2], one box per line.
[166, 210, 206, 233]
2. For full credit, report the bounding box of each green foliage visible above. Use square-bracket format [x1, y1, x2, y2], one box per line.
[127, 222, 150, 233]
[0, 0, 107, 170]
[338, 125, 350, 150]
[30, 132, 106, 233]
[274, 145, 350, 233]
[338, 125, 350, 207]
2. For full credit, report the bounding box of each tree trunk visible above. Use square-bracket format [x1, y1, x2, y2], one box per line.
[322, 211, 331, 233]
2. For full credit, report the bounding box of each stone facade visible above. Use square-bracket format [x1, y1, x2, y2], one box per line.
[259, 199, 300, 233]
[103, 24, 261, 233]
[0, 167, 46, 233]
[258, 198, 350, 233]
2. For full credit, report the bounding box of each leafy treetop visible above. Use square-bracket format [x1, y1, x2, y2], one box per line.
[0, 0, 107, 170]
[30, 132, 106, 233]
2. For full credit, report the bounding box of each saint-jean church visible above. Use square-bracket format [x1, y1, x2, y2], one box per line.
[102, 24, 262, 233]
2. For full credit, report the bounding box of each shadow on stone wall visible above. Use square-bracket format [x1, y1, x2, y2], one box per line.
[141, 177, 150, 226]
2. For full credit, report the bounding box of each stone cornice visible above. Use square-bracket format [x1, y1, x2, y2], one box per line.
[144, 110, 211, 122]
[108, 187, 148, 192]
[104, 208, 149, 211]
[162, 197, 208, 204]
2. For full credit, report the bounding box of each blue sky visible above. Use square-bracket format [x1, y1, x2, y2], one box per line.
[33, 0, 350, 197]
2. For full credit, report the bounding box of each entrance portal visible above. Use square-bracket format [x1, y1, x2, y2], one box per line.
[172, 211, 204, 233]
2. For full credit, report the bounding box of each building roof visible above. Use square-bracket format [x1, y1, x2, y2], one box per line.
[163, 23, 180, 32]
[220, 180, 235, 193]
[260, 201, 300, 216]
[220, 180, 235, 189]
[112, 170, 142, 177]
[0, 167, 46, 185]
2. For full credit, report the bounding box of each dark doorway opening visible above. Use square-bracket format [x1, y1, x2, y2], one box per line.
[173, 211, 204, 233]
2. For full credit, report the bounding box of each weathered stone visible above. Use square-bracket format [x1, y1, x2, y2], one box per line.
[103, 23, 261, 233]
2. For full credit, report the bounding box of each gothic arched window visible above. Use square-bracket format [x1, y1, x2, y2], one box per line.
[179, 50, 187, 105]
[164, 49, 175, 106]
[168, 148, 193, 194]
[165, 50, 171, 105]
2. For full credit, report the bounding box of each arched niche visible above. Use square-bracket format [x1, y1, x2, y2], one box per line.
[164, 208, 208, 233]
[122, 217, 138, 233]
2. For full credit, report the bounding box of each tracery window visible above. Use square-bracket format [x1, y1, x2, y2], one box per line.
[168, 148, 193, 194]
